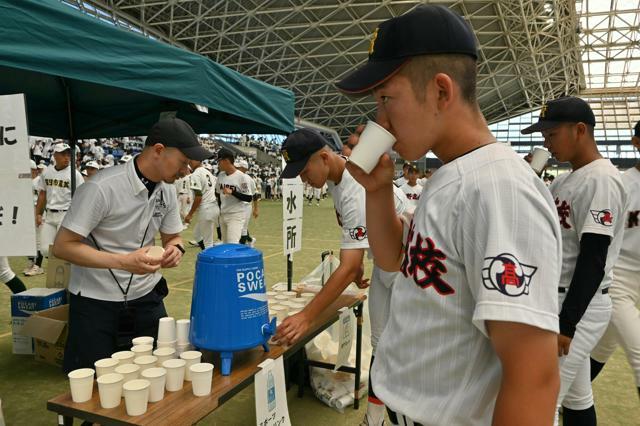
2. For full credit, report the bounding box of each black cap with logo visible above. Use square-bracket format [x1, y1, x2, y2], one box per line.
[521, 97, 596, 134]
[336, 5, 478, 94]
[280, 128, 328, 179]
[145, 117, 212, 161]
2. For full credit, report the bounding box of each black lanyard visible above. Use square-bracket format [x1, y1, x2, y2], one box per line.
[90, 221, 152, 306]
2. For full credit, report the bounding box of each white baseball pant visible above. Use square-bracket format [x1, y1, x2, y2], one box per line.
[0, 256, 16, 283]
[241, 205, 252, 236]
[196, 204, 220, 248]
[220, 211, 245, 244]
[554, 291, 611, 424]
[40, 210, 67, 257]
[592, 266, 640, 386]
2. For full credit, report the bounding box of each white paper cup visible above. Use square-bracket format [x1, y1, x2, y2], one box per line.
[146, 246, 165, 259]
[348, 121, 396, 173]
[176, 319, 191, 344]
[132, 336, 154, 347]
[162, 359, 186, 391]
[157, 317, 176, 342]
[156, 339, 177, 350]
[273, 295, 288, 303]
[68, 368, 95, 403]
[97, 373, 123, 409]
[176, 343, 193, 357]
[94, 358, 119, 378]
[180, 351, 202, 381]
[131, 344, 153, 358]
[123, 379, 150, 416]
[288, 302, 306, 311]
[141, 367, 166, 403]
[270, 305, 288, 322]
[189, 363, 214, 397]
[153, 347, 176, 366]
[265, 291, 278, 298]
[134, 355, 158, 374]
[282, 291, 297, 299]
[530, 147, 551, 174]
[288, 309, 301, 317]
[114, 363, 140, 384]
[111, 351, 135, 365]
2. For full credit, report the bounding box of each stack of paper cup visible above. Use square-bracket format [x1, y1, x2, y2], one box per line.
[176, 319, 190, 344]
[273, 294, 288, 304]
[299, 292, 315, 305]
[94, 358, 119, 378]
[348, 120, 396, 174]
[123, 379, 150, 416]
[134, 355, 158, 374]
[189, 363, 214, 397]
[153, 347, 176, 366]
[270, 305, 288, 322]
[132, 336, 154, 347]
[68, 368, 95, 403]
[114, 363, 140, 384]
[141, 367, 167, 403]
[180, 351, 202, 381]
[97, 373, 124, 409]
[162, 359, 186, 392]
[266, 291, 278, 301]
[288, 301, 306, 311]
[288, 310, 302, 317]
[282, 291, 297, 299]
[157, 317, 177, 349]
[112, 351, 135, 365]
[131, 344, 153, 359]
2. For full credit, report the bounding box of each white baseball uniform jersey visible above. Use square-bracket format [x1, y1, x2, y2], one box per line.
[218, 170, 252, 215]
[32, 175, 41, 205]
[189, 166, 217, 207]
[175, 176, 191, 195]
[37, 165, 84, 210]
[548, 158, 626, 416]
[372, 143, 561, 425]
[615, 167, 640, 272]
[399, 182, 423, 210]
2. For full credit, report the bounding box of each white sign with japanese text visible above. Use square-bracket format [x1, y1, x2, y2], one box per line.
[282, 177, 303, 255]
[255, 356, 291, 426]
[334, 308, 354, 372]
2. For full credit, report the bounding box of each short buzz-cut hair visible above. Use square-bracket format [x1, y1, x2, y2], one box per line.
[399, 54, 478, 104]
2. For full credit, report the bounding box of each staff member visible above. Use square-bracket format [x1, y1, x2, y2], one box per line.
[53, 118, 211, 373]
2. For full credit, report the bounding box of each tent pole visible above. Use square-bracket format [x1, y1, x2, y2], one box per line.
[62, 79, 78, 195]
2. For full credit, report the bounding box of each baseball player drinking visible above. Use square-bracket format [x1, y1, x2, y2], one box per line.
[339, 5, 562, 425]
[34, 143, 84, 262]
[275, 128, 407, 426]
[185, 159, 219, 249]
[521, 96, 627, 426]
[591, 120, 640, 400]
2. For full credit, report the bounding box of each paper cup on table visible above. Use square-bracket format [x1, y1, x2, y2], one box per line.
[111, 351, 135, 365]
[115, 363, 140, 384]
[530, 147, 551, 174]
[162, 359, 186, 391]
[273, 295, 288, 303]
[348, 120, 396, 174]
[157, 317, 176, 342]
[176, 319, 191, 344]
[266, 291, 278, 299]
[123, 379, 150, 416]
[68, 368, 95, 403]
[94, 358, 119, 378]
[180, 351, 202, 381]
[282, 291, 297, 299]
[288, 302, 306, 311]
[176, 343, 193, 356]
[134, 355, 158, 374]
[189, 363, 214, 397]
[132, 336, 154, 347]
[131, 344, 153, 359]
[156, 339, 177, 350]
[141, 367, 166, 403]
[153, 347, 176, 366]
[288, 309, 301, 317]
[97, 373, 124, 409]
[270, 305, 288, 322]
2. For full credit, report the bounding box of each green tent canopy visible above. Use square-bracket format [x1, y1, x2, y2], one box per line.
[0, 0, 295, 139]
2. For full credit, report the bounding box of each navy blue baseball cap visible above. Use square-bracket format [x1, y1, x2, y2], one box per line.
[146, 117, 212, 161]
[280, 129, 328, 179]
[521, 97, 596, 134]
[336, 5, 478, 94]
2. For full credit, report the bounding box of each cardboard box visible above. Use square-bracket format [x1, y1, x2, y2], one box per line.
[46, 244, 70, 289]
[11, 288, 67, 355]
[22, 305, 68, 367]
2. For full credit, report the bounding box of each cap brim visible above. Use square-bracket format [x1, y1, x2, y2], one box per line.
[180, 145, 214, 161]
[521, 120, 564, 135]
[280, 160, 308, 179]
[336, 58, 409, 95]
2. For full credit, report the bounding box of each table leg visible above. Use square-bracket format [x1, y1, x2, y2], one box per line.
[57, 414, 73, 426]
[354, 302, 363, 410]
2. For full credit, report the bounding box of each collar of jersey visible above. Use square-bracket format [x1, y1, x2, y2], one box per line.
[126, 156, 149, 196]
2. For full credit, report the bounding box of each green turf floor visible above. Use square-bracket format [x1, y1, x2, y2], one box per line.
[1, 198, 639, 425]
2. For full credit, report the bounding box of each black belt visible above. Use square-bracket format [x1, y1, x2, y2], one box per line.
[387, 408, 423, 426]
[558, 287, 608, 294]
[46, 209, 67, 213]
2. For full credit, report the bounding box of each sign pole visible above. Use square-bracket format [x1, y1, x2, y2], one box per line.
[287, 254, 293, 292]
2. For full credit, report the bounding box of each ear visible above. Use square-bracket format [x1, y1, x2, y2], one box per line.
[153, 143, 165, 156]
[575, 122, 587, 138]
[632, 136, 640, 150]
[432, 73, 454, 109]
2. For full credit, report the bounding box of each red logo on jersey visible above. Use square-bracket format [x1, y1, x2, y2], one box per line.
[401, 221, 454, 295]
[349, 226, 367, 241]
[405, 193, 420, 200]
[628, 210, 640, 229]
[590, 209, 613, 227]
[482, 254, 537, 297]
[555, 198, 571, 229]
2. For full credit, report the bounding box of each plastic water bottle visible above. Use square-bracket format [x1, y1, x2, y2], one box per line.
[267, 370, 276, 412]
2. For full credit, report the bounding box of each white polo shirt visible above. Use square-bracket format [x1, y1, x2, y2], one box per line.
[372, 143, 561, 425]
[549, 158, 627, 289]
[616, 167, 640, 271]
[38, 165, 84, 210]
[61, 158, 183, 301]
